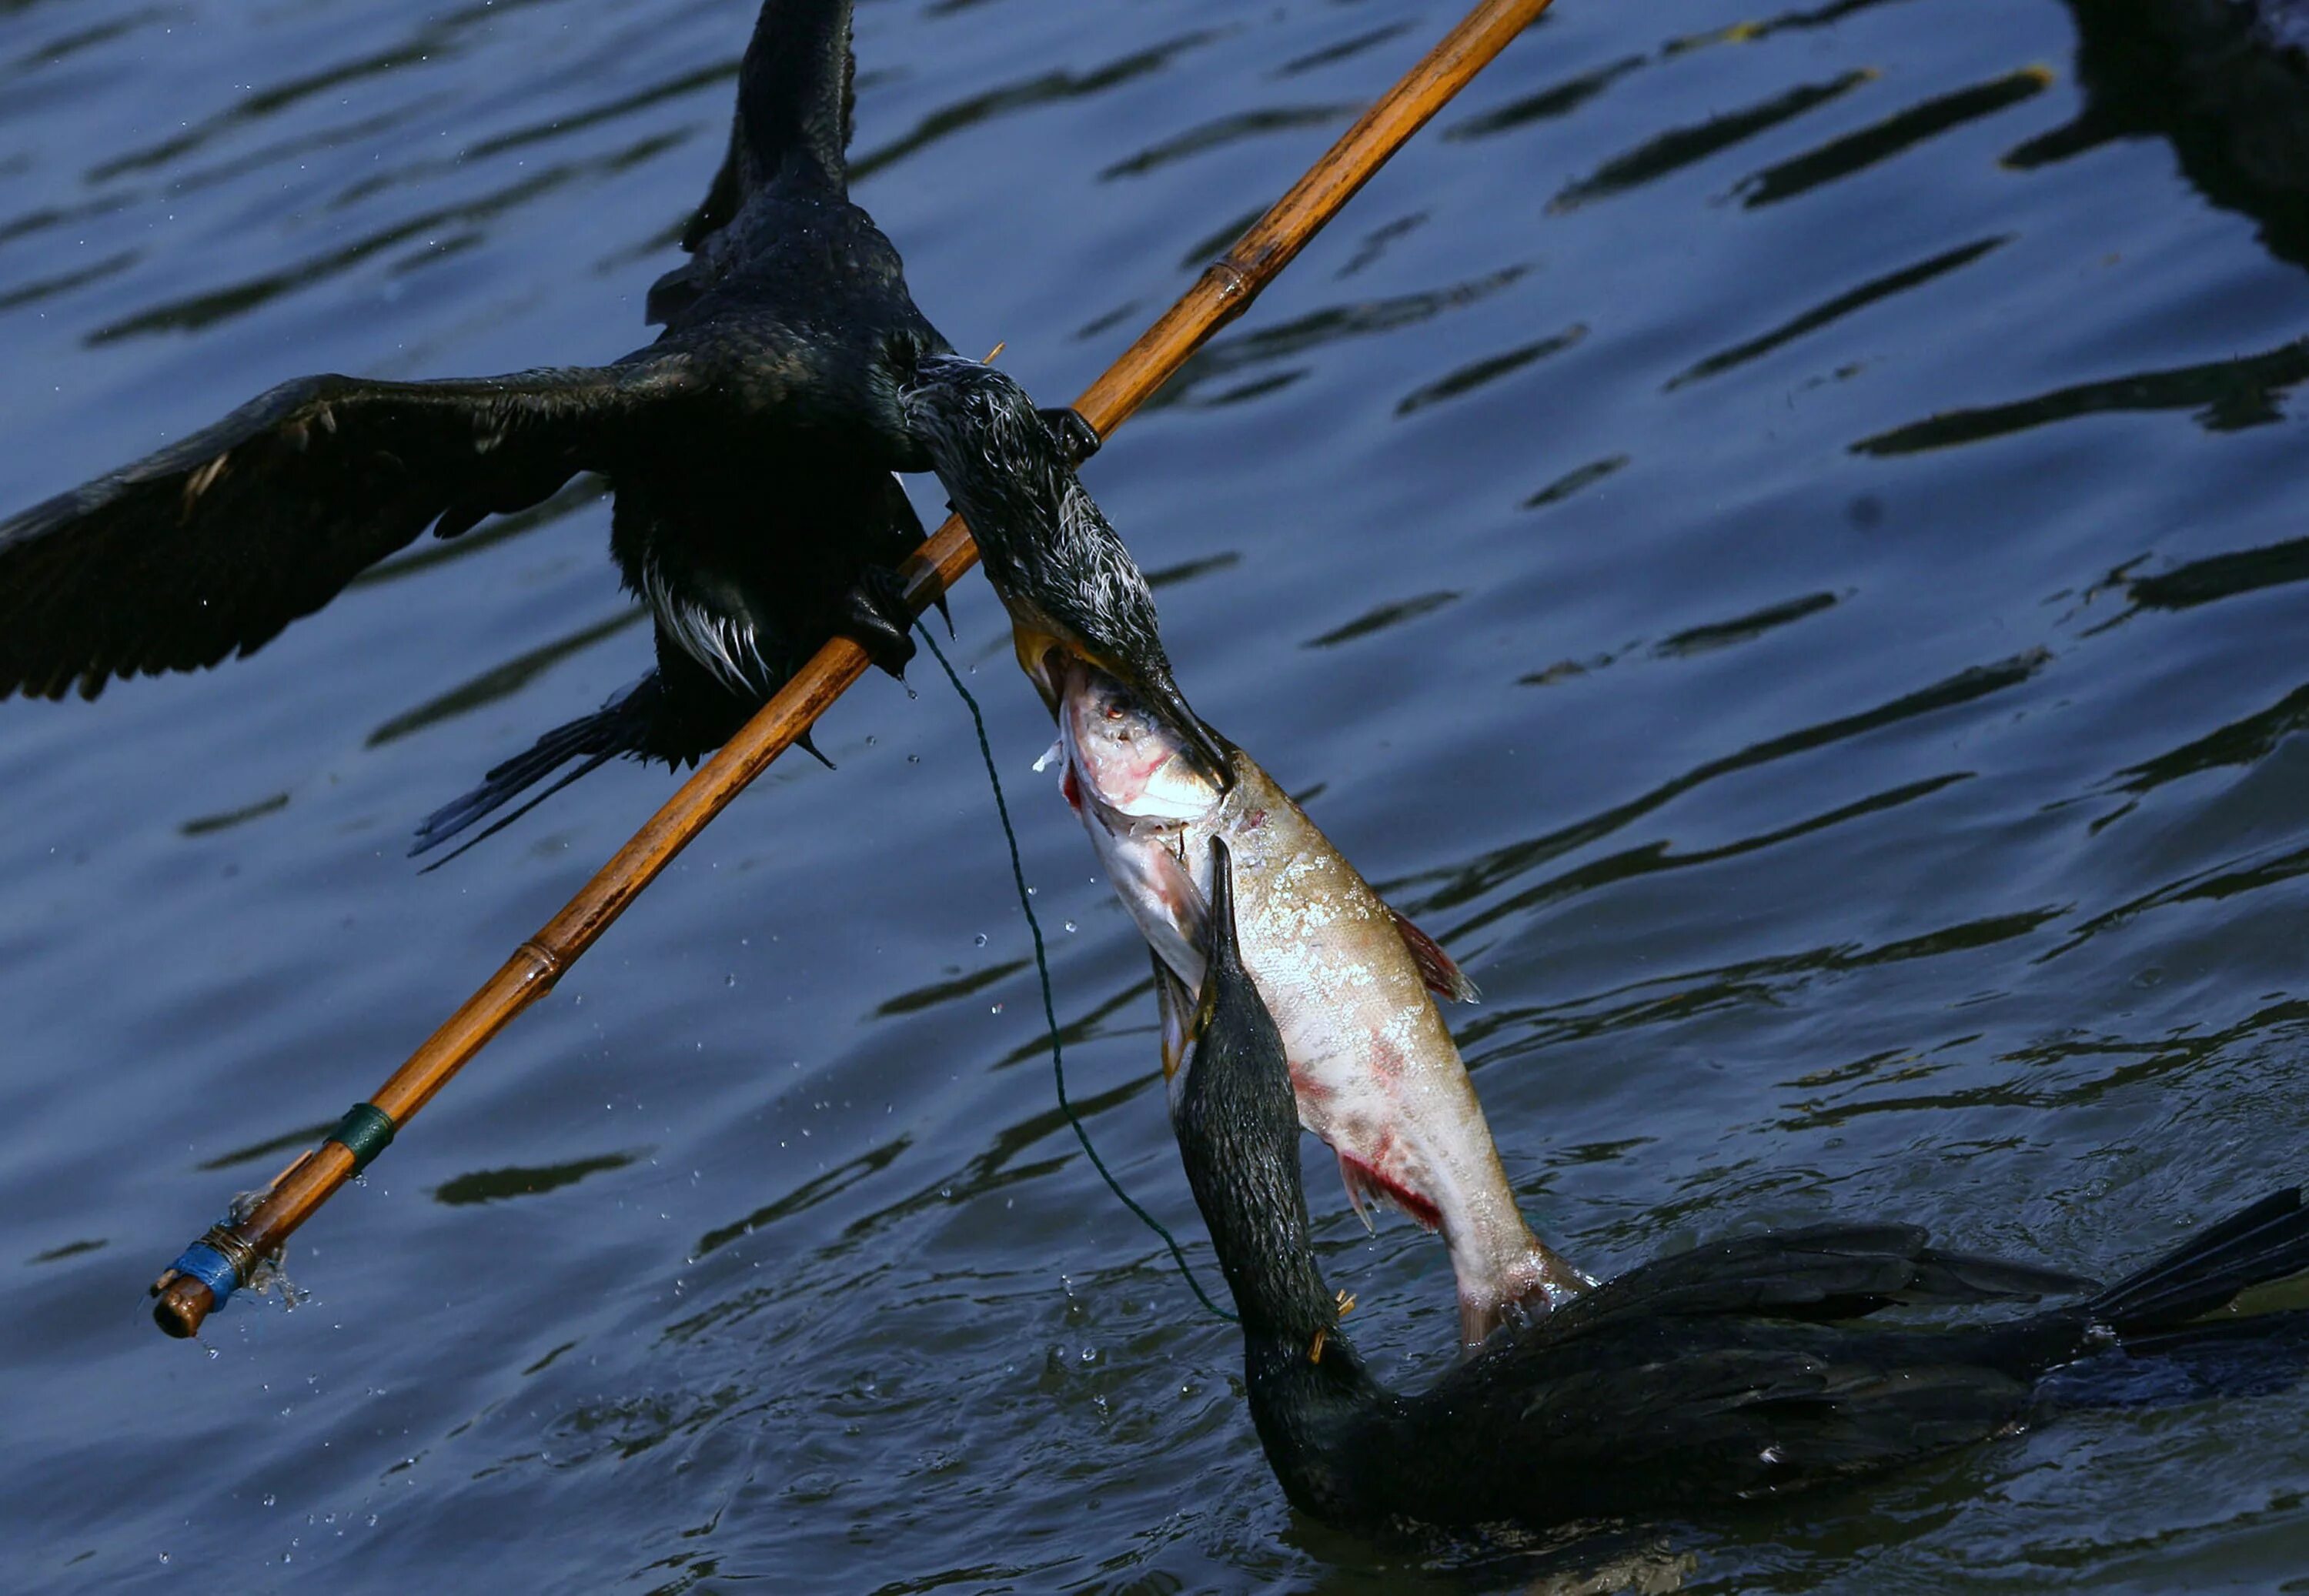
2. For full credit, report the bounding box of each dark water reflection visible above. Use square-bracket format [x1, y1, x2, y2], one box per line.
[4, 0, 2309, 1589]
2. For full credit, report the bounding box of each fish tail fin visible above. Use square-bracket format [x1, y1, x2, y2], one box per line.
[1460, 1235, 1599, 1350]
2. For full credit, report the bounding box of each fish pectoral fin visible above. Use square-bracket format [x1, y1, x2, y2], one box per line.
[1335, 1154, 1440, 1235]
[1154, 953, 1196, 1085]
[1385, 903, 1480, 1004]
[1338, 1154, 1378, 1235]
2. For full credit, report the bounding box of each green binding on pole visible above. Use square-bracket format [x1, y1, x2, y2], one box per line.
[329, 1102, 398, 1174]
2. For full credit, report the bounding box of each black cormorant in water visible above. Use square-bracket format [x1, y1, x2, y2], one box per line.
[899, 352, 1231, 785]
[0, 0, 1091, 856]
[1174, 836, 2309, 1536]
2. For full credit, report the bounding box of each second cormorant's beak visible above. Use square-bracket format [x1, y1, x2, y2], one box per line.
[1165, 836, 1241, 1104]
[1164, 840, 1256, 1104]
[1196, 835, 1244, 1036]
[1175, 836, 1287, 1118]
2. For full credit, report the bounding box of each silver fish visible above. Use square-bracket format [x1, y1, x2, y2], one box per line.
[1051, 658, 1590, 1344]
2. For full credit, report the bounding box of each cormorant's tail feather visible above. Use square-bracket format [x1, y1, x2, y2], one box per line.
[410, 675, 659, 860]
[415, 750, 621, 873]
[2087, 1188, 2309, 1334]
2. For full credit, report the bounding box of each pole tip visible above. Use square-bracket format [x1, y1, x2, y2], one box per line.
[150, 1270, 214, 1339]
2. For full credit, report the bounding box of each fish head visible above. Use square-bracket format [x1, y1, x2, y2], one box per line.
[1055, 657, 1222, 823]
[1050, 658, 1224, 991]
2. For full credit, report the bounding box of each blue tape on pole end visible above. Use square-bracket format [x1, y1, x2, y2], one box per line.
[170, 1241, 239, 1307]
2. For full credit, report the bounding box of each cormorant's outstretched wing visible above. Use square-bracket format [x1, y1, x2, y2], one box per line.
[0, 359, 694, 701]
[675, 135, 752, 259]
[653, 0, 858, 321]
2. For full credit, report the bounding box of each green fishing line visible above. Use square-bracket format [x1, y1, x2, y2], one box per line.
[917, 621, 1236, 1324]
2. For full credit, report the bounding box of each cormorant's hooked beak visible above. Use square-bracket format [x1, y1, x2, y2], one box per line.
[1126, 660, 1235, 793]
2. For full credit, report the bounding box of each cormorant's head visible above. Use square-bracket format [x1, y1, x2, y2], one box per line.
[902, 353, 1232, 786]
[900, 354, 1072, 554]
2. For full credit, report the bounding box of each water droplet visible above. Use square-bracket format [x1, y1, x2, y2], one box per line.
[907, 753, 921, 764]
[262, 1494, 277, 1508]
[1063, 920, 1077, 934]
[725, 973, 737, 987]
[989, 1002, 1004, 1014]
[973, 933, 988, 947]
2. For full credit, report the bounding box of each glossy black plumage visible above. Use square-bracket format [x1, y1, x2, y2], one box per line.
[1173, 837, 2309, 1538]
[901, 353, 1231, 784]
[2031, 0, 2309, 274]
[0, 0, 944, 853]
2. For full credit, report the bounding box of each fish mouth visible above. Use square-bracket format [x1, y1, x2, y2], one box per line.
[1031, 638, 1232, 791]
[1051, 656, 1218, 816]
[1134, 670, 1233, 792]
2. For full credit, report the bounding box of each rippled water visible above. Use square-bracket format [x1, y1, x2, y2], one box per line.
[6, 0, 2309, 1588]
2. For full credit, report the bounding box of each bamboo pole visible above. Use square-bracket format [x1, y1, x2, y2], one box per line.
[150, 0, 1555, 1337]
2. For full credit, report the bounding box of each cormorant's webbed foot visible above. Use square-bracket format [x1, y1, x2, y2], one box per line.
[839, 563, 918, 678]
[1038, 406, 1101, 465]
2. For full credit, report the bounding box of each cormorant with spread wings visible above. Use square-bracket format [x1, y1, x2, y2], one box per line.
[0, 0, 1088, 857]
